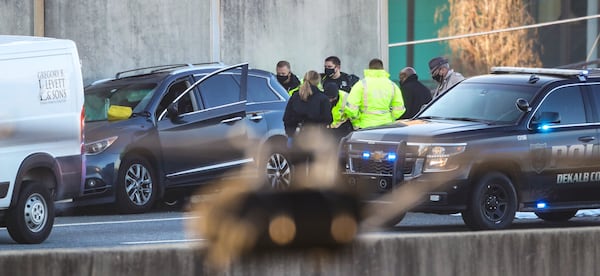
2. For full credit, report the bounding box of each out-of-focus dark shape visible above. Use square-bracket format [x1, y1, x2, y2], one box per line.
[188, 187, 360, 269]
[187, 125, 360, 270]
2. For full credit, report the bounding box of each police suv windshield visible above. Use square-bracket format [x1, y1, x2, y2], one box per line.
[84, 82, 157, 122]
[418, 83, 536, 124]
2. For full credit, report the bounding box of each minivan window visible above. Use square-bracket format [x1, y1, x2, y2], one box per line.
[156, 78, 195, 119]
[247, 75, 279, 103]
[198, 74, 240, 108]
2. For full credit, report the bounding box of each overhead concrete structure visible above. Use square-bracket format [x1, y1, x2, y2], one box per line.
[0, 0, 386, 85]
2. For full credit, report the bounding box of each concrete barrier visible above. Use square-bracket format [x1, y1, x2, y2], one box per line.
[2, 227, 599, 275]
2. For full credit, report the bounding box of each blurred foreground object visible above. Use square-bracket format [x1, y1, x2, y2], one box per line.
[188, 187, 360, 269]
[187, 126, 361, 269]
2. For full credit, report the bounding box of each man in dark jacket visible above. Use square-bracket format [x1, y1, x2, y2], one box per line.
[321, 56, 359, 93]
[276, 60, 301, 95]
[398, 67, 432, 119]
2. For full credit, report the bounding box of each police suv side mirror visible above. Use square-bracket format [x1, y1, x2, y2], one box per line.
[516, 98, 531, 112]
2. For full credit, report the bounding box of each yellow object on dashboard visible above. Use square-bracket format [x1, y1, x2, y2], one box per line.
[107, 105, 132, 121]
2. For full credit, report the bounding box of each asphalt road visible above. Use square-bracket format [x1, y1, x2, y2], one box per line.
[2, 204, 600, 250]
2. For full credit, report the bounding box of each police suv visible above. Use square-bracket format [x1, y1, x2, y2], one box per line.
[339, 67, 600, 230]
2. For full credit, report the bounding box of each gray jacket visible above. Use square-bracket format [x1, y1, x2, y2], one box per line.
[432, 69, 465, 98]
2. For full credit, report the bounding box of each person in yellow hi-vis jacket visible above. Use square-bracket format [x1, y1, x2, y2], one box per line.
[345, 58, 405, 129]
[323, 82, 353, 140]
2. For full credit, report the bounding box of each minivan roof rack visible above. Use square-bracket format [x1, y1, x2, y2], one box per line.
[490, 66, 589, 81]
[115, 62, 224, 79]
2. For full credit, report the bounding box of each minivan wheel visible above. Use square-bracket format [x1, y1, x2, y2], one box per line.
[263, 146, 292, 189]
[535, 210, 577, 222]
[6, 181, 54, 244]
[116, 155, 158, 214]
[463, 172, 517, 230]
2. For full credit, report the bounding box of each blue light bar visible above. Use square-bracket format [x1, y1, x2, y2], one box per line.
[387, 152, 397, 161]
[362, 152, 370, 159]
[536, 202, 547, 209]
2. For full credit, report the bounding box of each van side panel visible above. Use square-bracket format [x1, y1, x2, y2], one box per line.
[0, 38, 84, 209]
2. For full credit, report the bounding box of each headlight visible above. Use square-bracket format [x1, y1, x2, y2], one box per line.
[85, 136, 118, 155]
[408, 143, 466, 172]
[424, 144, 466, 172]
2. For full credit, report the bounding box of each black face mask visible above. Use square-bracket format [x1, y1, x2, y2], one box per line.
[277, 75, 289, 83]
[324, 68, 335, 77]
[432, 73, 444, 83]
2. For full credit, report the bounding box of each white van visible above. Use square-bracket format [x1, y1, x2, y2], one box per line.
[0, 36, 84, 243]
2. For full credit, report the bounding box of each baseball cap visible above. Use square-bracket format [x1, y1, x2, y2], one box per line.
[428, 57, 448, 73]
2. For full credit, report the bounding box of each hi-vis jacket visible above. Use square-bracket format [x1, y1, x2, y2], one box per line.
[345, 69, 405, 129]
[331, 90, 349, 128]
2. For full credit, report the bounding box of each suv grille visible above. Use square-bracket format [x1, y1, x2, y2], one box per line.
[352, 159, 394, 175]
[345, 141, 403, 176]
[345, 142, 420, 177]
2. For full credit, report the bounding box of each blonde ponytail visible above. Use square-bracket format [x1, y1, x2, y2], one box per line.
[299, 70, 321, 101]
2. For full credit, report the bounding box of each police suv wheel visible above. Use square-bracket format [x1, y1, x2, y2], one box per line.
[116, 155, 158, 214]
[6, 181, 54, 244]
[535, 210, 577, 222]
[463, 172, 517, 230]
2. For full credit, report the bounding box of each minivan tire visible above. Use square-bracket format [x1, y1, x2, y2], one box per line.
[262, 144, 293, 189]
[116, 155, 158, 214]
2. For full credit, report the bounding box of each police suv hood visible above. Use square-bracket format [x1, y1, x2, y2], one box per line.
[345, 119, 500, 143]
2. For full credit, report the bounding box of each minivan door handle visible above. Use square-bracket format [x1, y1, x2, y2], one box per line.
[249, 114, 263, 121]
[578, 136, 596, 142]
[220, 116, 243, 124]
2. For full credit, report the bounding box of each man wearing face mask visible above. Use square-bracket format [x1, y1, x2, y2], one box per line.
[321, 56, 359, 93]
[428, 56, 464, 98]
[276, 60, 301, 95]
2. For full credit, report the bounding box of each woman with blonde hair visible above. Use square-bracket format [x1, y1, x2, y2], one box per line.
[283, 70, 332, 140]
